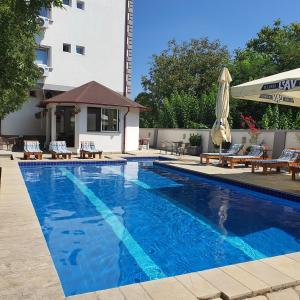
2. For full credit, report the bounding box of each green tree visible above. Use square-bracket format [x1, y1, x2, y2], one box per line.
[142, 39, 229, 99]
[294, 112, 300, 129]
[271, 105, 280, 129]
[0, 0, 62, 118]
[137, 38, 228, 129]
[279, 114, 289, 129]
[136, 92, 160, 128]
[285, 109, 294, 129]
[159, 98, 177, 128]
[261, 113, 270, 129]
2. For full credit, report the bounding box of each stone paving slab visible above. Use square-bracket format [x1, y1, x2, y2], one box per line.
[245, 296, 267, 300]
[199, 268, 252, 299]
[237, 260, 296, 290]
[262, 256, 300, 283]
[220, 264, 271, 295]
[141, 277, 197, 300]
[266, 287, 299, 300]
[287, 252, 300, 263]
[120, 283, 152, 300]
[176, 272, 221, 299]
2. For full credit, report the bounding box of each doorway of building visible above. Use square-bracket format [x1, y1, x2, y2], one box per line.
[56, 106, 75, 147]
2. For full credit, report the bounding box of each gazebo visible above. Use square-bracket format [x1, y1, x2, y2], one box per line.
[40, 81, 145, 153]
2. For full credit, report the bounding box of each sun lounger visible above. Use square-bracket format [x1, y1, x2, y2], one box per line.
[221, 145, 264, 169]
[23, 140, 43, 160]
[251, 149, 300, 175]
[49, 141, 72, 159]
[200, 144, 244, 165]
[80, 141, 103, 159]
[289, 164, 300, 180]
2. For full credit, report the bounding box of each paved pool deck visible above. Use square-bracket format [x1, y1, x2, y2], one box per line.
[1, 150, 300, 299]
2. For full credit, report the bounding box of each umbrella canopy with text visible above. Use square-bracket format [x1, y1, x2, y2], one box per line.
[231, 68, 300, 107]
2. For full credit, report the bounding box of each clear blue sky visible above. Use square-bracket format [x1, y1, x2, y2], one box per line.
[132, 0, 300, 98]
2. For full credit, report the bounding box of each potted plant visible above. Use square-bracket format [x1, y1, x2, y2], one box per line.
[187, 134, 202, 155]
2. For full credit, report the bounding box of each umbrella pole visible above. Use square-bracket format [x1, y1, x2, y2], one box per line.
[219, 144, 222, 163]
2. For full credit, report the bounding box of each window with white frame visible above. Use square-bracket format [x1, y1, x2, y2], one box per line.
[87, 108, 119, 132]
[63, 43, 71, 53]
[35, 48, 49, 65]
[77, 0, 85, 10]
[39, 7, 50, 18]
[63, 0, 71, 6]
[76, 45, 85, 55]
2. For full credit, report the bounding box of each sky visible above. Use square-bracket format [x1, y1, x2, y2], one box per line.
[132, 0, 300, 98]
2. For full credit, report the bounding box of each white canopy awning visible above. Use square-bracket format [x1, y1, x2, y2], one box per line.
[231, 68, 300, 107]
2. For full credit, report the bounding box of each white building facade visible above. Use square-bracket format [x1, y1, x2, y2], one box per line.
[1, 0, 138, 153]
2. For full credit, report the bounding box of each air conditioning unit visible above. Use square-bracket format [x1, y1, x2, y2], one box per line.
[37, 16, 50, 29]
[37, 64, 50, 77]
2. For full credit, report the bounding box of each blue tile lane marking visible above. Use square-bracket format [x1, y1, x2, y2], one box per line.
[60, 167, 166, 280]
[103, 165, 266, 260]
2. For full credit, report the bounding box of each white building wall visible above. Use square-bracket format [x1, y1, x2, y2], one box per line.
[125, 108, 139, 152]
[1, 97, 45, 136]
[41, 0, 126, 92]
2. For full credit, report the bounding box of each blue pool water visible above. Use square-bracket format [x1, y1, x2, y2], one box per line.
[20, 160, 300, 296]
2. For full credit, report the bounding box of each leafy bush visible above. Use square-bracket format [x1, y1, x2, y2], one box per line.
[189, 134, 202, 146]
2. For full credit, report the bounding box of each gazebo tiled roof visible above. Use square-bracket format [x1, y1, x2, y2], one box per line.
[40, 81, 145, 109]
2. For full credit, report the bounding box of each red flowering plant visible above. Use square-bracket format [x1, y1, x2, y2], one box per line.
[240, 114, 261, 145]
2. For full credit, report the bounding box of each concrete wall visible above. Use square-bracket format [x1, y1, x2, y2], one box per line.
[139, 128, 156, 147]
[140, 128, 300, 157]
[40, 0, 126, 92]
[1, 97, 45, 136]
[157, 129, 211, 153]
[285, 131, 300, 149]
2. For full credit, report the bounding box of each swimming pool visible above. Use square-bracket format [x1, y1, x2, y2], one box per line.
[20, 160, 300, 296]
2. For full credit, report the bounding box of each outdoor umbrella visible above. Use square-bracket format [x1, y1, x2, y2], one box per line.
[231, 68, 300, 107]
[211, 67, 232, 158]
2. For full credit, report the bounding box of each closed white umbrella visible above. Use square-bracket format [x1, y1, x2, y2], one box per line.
[211, 67, 232, 158]
[231, 68, 300, 107]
